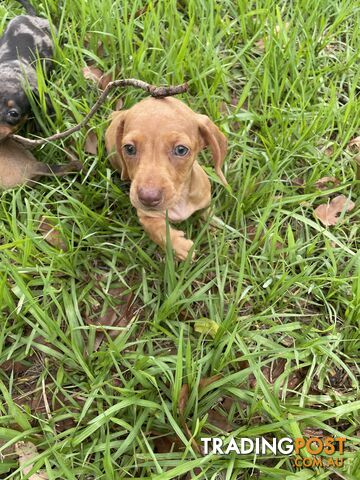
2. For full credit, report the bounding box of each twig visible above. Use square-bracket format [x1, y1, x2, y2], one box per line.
[11, 79, 188, 148]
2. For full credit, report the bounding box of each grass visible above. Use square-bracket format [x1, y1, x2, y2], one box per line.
[0, 0, 359, 478]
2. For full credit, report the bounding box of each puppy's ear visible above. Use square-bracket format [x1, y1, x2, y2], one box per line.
[105, 111, 130, 180]
[197, 114, 228, 186]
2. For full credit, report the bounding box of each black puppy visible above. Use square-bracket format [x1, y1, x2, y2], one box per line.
[0, 0, 54, 140]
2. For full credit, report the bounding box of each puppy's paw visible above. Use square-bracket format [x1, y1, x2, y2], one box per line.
[171, 230, 195, 261]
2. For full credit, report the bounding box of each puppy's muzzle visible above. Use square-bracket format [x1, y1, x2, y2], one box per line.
[137, 186, 163, 208]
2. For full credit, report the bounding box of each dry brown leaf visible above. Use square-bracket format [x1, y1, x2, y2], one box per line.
[84, 131, 98, 155]
[115, 97, 124, 111]
[323, 41, 340, 54]
[303, 427, 325, 438]
[291, 177, 304, 187]
[287, 369, 305, 390]
[82, 65, 113, 90]
[98, 72, 112, 90]
[82, 65, 104, 84]
[323, 146, 334, 157]
[314, 195, 355, 226]
[83, 35, 105, 57]
[93, 288, 133, 332]
[38, 217, 67, 251]
[237, 359, 250, 370]
[0, 439, 15, 458]
[199, 374, 222, 390]
[262, 358, 286, 384]
[184, 423, 201, 453]
[178, 384, 189, 417]
[134, 1, 158, 18]
[96, 40, 105, 58]
[185, 469, 203, 480]
[280, 335, 294, 347]
[255, 38, 265, 50]
[348, 136, 360, 152]
[177, 384, 201, 453]
[85, 288, 135, 351]
[219, 97, 242, 114]
[153, 434, 184, 453]
[220, 95, 246, 131]
[249, 361, 305, 398]
[246, 224, 257, 241]
[134, 4, 149, 17]
[315, 176, 340, 190]
[15, 442, 48, 479]
[0, 360, 30, 375]
[207, 409, 232, 432]
[219, 101, 229, 115]
[221, 396, 235, 412]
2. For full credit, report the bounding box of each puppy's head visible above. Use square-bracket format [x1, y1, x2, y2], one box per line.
[0, 91, 29, 141]
[111, 97, 227, 211]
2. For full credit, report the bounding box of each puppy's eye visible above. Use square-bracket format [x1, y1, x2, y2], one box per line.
[7, 110, 20, 121]
[123, 144, 136, 156]
[173, 145, 189, 156]
[8, 110, 19, 118]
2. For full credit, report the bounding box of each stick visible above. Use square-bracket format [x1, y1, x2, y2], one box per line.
[11, 79, 188, 148]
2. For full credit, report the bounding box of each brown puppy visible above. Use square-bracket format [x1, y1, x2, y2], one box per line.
[105, 96, 227, 260]
[0, 139, 81, 189]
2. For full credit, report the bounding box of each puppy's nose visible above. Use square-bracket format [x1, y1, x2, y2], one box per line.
[137, 187, 163, 207]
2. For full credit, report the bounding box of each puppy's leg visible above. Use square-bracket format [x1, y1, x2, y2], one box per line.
[138, 214, 194, 261]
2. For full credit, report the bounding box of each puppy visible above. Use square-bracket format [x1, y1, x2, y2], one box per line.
[0, 139, 82, 189]
[105, 96, 227, 260]
[0, 0, 53, 141]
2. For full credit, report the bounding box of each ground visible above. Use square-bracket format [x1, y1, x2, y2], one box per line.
[0, 0, 359, 479]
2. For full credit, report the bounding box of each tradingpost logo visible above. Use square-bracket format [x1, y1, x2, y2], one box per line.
[201, 436, 346, 468]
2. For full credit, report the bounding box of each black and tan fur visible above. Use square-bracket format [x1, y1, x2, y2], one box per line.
[0, 0, 54, 140]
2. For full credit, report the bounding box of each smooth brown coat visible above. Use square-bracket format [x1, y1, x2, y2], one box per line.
[105, 96, 227, 260]
[0, 139, 81, 189]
